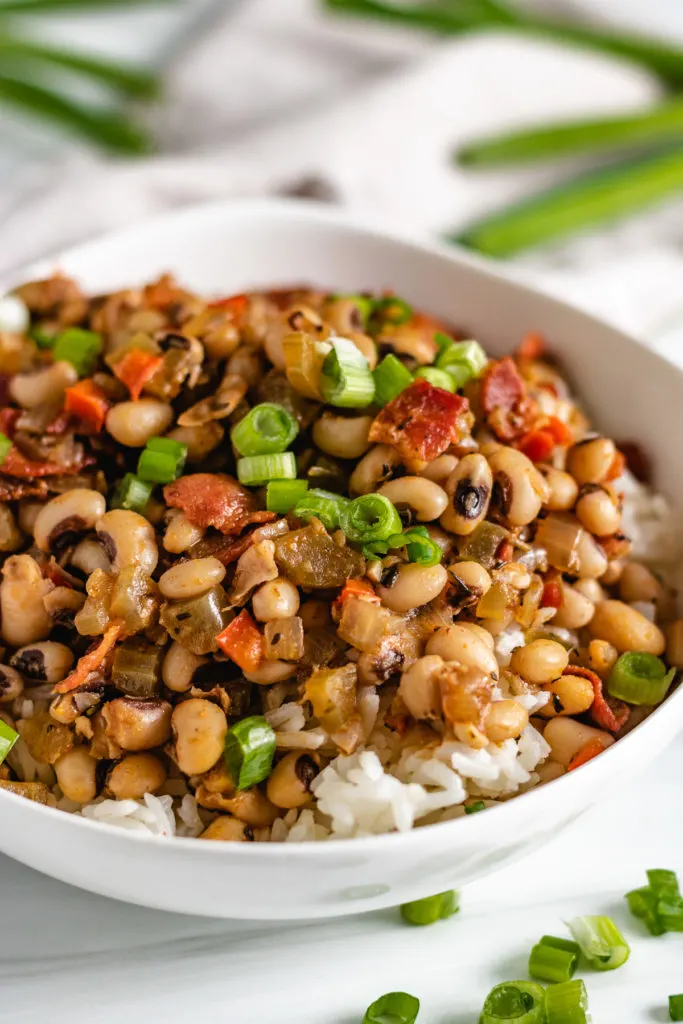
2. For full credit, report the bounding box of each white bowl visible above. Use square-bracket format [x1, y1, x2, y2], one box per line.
[1, 199, 682, 920]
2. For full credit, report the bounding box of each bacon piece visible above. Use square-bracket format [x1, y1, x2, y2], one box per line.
[515, 332, 546, 362]
[0, 445, 93, 479]
[541, 576, 563, 609]
[481, 357, 534, 441]
[0, 477, 48, 500]
[564, 665, 629, 733]
[164, 473, 267, 535]
[0, 408, 20, 437]
[368, 379, 470, 463]
[54, 623, 122, 694]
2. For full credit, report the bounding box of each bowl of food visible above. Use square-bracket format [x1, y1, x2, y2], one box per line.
[0, 199, 681, 920]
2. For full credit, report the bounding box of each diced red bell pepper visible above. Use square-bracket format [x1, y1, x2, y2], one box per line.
[112, 348, 164, 401]
[216, 610, 264, 673]
[333, 577, 380, 612]
[604, 450, 626, 482]
[368, 379, 470, 463]
[64, 379, 109, 432]
[544, 416, 573, 446]
[568, 737, 606, 772]
[563, 665, 629, 733]
[207, 293, 248, 319]
[515, 332, 546, 362]
[0, 408, 20, 437]
[518, 429, 555, 464]
[54, 623, 122, 694]
[541, 577, 563, 609]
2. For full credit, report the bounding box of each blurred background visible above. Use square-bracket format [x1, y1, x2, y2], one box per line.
[4, 0, 683, 352]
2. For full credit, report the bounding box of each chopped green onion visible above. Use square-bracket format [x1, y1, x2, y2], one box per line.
[626, 886, 666, 936]
[237, 452, 297, 487]
[465, 800, 486, 814]
[670, 994, 683, 1021]
[436, 339, 488, 389]
[362, 991, 419, 1024]
[231, 402, 299, 457]
[434, 331, 454, 355]
[341, 493, 402, 545]
[647, 869, 681, 901]
[373, 354, 413, 407]
[659, 900, 683, 932]
[224, 715, 276, 791]
[480, 981, 545, 1024]
[371, 296, 413, 326]
[137, 437, 187, 484]
[31, 326, 56, 349]
[110, 473, 153, 515]
[52, 327, 102, 375]
[403, 528, 442, 567]
[0, 431, 11, 466]
[607, 651, 675, 706]
[400, 890, 459, 926]
[528, 937, 579, 984]
[568, 915, 630, 971]
[544, 978, 589, 1024]
[0, 718, 18, 765]
[292, 488, 350, 531]
[265, 479, 309, 514]
[320, 337, 375, 408]
[330, 293, 374, 328]
[539, 935, 582, 956]
[413, 366, 456, 391]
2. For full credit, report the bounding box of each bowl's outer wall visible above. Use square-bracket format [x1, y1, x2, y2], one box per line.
[1, 200, 682, 919]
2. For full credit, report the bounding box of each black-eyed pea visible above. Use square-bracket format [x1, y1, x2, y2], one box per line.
[425, 625, 498, 677]
[10, 360, 77, 409]
[377, 563, 448, 613]
[0, 505, 22, 552]
[567, 437, 616, 485]
[252, 579, 300, 623]
[552, 582, 595, 630]
[0, 554, 52, 646]
[69, 538, 111, 575]
[540, 467, 579, 512]
[619, 563, 664, 604]
[418, 454, 458, 485]
[539, 674, 594, 718]
[666, 619, 683, 669]
[266, 752, 321, 809]
[398, 654, 444, 720]
[488, 447, 549, 527]
[378, 476, 449, 523]
[163, 509, 205, 554]
[312, 412, 373, 460]
[449, 561, 492, 606]
[166, 423, 224, 463]
[105, 398, 173, 447]
[0, 665, 23, 703]
[543, 717, 614, 767]
[589, 599, 665, 654]
[158, 557, 226, 600]
[17, 502, 43, 536]
[10, 641, 73, 684]
[510, 639, 569, 685]
[54, 746, 98, 804]
[600, 559, 625, 586]
[96, 509, 158, 575]
[102, 697, 172, 752]
[459, 623, 495, 651]
[349, 444, 402, 497]
[575, 485, 621, 537]
[199, 816, 253, 842]
[440, 454, 492, 535]
[587, 638, 619, 678]
[106, 753, 167, 800]
[243, 661, 297, 684]
[172, 698, 227, 775]
[484, 699, 528, 742]
[573, 578, 605, 604]
[575, 529, 608, 579]
[162, 641, 207, 693]
[297, 598, 329, 630]
[33, 488, 106, 552]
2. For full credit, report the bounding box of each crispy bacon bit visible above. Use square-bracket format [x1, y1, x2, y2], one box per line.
[0, 477, 48, 500]
[1, 447, 72, 479]
[64, 379, 109, 432]
[568, 737, 606, 771]
[368, 379, 470, 463]
[518, 429, 555, 464]
[617, 441, 650, 483]
[45, 409, 72, 435]
[112, 348, 164, 401]
[0, 408, 20, 437]
[164, 473, 264, 535]
[481, 357, 534, 441]
[215, 611, 264, 672]
[496, 538, 514, 564]
[515, 332, 546, 362]
[54, 622, 122, 694]
[541, 576, 563, 609]
[564, 665, 629, 733]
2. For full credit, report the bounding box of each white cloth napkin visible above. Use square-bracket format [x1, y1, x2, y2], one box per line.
[3, 0, 683, 353]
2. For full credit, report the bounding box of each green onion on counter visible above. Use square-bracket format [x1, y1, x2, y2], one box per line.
[400, 890, 459, 927]
[480, 981, 545, 1024]
[362, 991, 420, 1024]
[567, 915, 630, 971]
[544, 978, 589, 1024]
[528, 935, 580, 985]
[670, 994, 683, 1021]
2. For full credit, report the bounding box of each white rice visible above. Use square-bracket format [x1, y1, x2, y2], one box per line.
[81, 794, 176, 837]
[620, 470, 681, 575]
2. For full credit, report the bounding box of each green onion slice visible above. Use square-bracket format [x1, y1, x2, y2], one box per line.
[568, 915, 630, 971]
[137, 437, 187, 484]
[31, 326, 56, 349]
[110, 473, 153, 515]
[480, 981, 545, 1024]
[224, 716, 276, 791]
[435, 338, 488, 389]
[413, 366, 455, 391]
[292, 488, 350, 531]
[373, 354, 413, 407]
[341, 493, 402, 545]
[465, 800, 486, 814]
[0, 718, 18, 765]
[362, 991, 420, 1024]
[320, 337, 375, 408]
[544, 978, 589, 1024]
[528, 937, 579, 984]
[237, 452, 297, 487]
[607, 651, 675, 706]
[0, 431, 11, 467]
[400, 890, 459, 926]
[372, 296, 413, 327]
[647, 869, 681, 901]
[265, 479, 309, 514]
[231, 402, 299, 457]
[52, 327, 103, 375]
[626, 886, 666, 936]
[670, 994, 683, 1021]
[403, 528, 442, 567]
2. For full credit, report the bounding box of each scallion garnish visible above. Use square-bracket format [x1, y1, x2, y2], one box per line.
[320, 337, 375, 408]
[265, 479, 309, 514]
[567, 915, 630, 971]
[402, 527, 442, 567]
[413, 366, 456, 391]
[465, 800, 486, 814]
[670, 994, 683, 1021]
[373, 354, 413, 407]
[110, 473, 153, 515]
[626, 886, 666, 936]
[52, 327, 103, 376]
[435, 338, 487, 389]
[480, 981, 545, 1024]
[341, 493, 403, 546]
[647, 869, 681, 902]
[292, 488, 350, 531]
[0, 718, 18, 765]
[528, 935, 579, 984]
[371, 296, 413, 326]
[607, 651, 675, 706]
[544, 978, 589, 1024]
[626, 868, 683, 935]
[224, 716, 276, 791]
[362, 992, 419, 1024]
[0, 431, 12, 467]
[31, 326, 57, 349]
[231, 402, 299, 457]
[400, 890, 459, 926]
[237, 452, 297, 487]
[137, 436, 187, 484]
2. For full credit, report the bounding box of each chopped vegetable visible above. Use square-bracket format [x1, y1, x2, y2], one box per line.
[283, 330, 331, 399]
[160, 587, 229, 656]
[335, 577, 380, 606]
[112, 347, 163, 400]
[292, 488, 350, 531]
[230, 402, 299, 457]
[528, 935, 579, 984]
[54, 622, 122, 694]
[266, 478, 309, 513]
[435, 338, 487, 389]
[413, 366, 455, 391]
[341, 493, 402, 545]
[273, 521, 365, 588]
[362, 991, 419, 1024]
[607, 651, 676, 706]
[137, 437, 188, 484]
[626, 869, 683, 935]
[110, 473, 153, 515]
[400, 890, 459, 926]
[567, 915, 630, 971]
[373, 353, 414, 407]
[564, 665, 629, 733]
[64, 379, 109, 432]
[320, 337, 375, 408]
[216, 610, 264, 672]
[0, 431, 11, 466]
[369, 379, 471, 463]
[372, 296, 413, 327]
[567, 737, 607, 771]
[237, 452, 297, 487]
[480, 981, 545, 1024]
[224, 715, 276, 791]
[0, 718, 18, 765]
[111, 639, 163, 697]
[518, 429, 555, 463]
[670, 994, 683, 1021]
[544, 978, 589, 1024]
[52, 327, 102, 376]
[304, 664, 357, 733]
[626, 886, 666, 936]
[465, 800, 486, 814]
